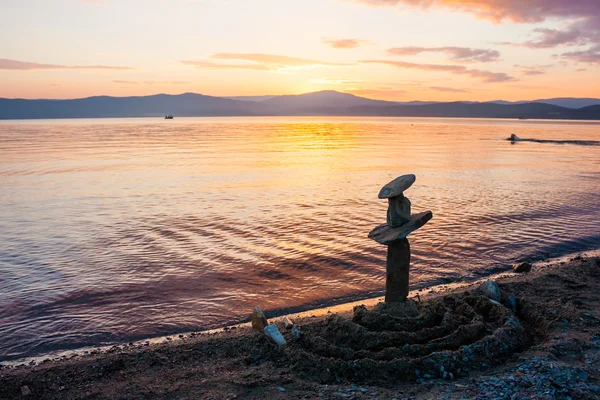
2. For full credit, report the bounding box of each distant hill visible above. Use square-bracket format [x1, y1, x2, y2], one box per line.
[487, 98, 600, 108]
[532, 98, 600, 109]
[224, 95, 276, 102]
[1, 91, 599, 120]
[257, 90, 396, 113]
[0, 93, 255, 119]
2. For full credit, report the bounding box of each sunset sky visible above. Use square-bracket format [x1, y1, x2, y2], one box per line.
[1, 0, 599, 101]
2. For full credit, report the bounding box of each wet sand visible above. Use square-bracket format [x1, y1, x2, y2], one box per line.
[1, 254, 599, 399]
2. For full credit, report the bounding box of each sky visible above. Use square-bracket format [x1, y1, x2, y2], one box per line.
[1, 0, 599, 101]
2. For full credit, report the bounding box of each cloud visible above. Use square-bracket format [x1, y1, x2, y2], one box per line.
[388, 46, 500, 62]
[181, 60, 271, 70]
[212, 53, 350, 67]
[322, 38, 368, 49]
[354, 1, 600, 64]
[182, 53, 352, 71]
[560, 45, 600, 64]
[362, 59, 515, 82]
[500, 24, 594, 49]
[113, 80, 138, 85]
[514, 64, 550, 75]
[309, 78, 365, 85]
[0, 58, 132, 70]
[508, 83, 556, 90]
[113, 80, 189, 85]
[143, 80, 189, 85]
[353, 0, 600, 24]
[519, 27, 586, 48]
[429, 86, 470, 93]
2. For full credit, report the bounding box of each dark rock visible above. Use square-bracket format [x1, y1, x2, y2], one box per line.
[368, 211, 433, 245]
[283, 316, 294, 329]
[21, 386, 31, 396]
[505, 295, 518, 313]
[378, 174, 416, 199]
[513, 261, 532, 273]
[387, 194, 411, 227]
[478, 280, 501, 302]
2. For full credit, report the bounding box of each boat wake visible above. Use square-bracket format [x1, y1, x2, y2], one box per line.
[507, 136, 600, 146]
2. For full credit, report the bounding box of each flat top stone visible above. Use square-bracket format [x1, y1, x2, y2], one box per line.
[368, 210, 433, 245]
[378, 174, 416, 199]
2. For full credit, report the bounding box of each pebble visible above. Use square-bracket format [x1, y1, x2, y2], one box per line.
[21, 386, 31, 396]
[479, 280, 501, 302]
[292, 325, 301, 340]
[505, 295, 518, 313]
[513, 261, 532, 273]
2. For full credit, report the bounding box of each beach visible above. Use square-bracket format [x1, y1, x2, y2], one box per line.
[2, 253, 599, 399]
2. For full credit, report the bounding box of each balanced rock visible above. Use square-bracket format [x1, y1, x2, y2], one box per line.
[378, 174, 416, 199]
[369, 211, 433, 245]
[478, 280, 501, 302]
[387, 194, 411, 227]
[513, 261, 532, 273]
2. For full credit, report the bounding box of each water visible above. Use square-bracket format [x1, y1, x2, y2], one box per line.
[1, 117, 599, 361]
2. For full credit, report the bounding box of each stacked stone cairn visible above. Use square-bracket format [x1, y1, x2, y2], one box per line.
[368, 174, 433, 303]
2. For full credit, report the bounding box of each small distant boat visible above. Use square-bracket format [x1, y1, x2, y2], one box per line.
[165, 115, 174, 120]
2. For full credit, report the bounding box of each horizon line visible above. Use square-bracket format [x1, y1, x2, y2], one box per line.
[1, 90, 597, 104]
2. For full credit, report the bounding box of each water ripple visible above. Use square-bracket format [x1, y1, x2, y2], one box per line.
[0, 117, 599, 361]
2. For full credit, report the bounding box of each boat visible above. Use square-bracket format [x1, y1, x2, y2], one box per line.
[165, 115, 174, 119]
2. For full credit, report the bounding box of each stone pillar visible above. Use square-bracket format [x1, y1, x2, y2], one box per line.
[386, 238, 410, 303]
[368, 174, 433, 303]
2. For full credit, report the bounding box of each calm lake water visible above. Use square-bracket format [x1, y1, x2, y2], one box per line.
[1, 117, 599, 361]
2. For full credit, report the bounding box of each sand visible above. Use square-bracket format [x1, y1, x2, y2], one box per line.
[1, 254, 599, 399]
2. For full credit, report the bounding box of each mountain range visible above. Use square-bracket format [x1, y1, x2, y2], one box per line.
[1, 91, 599, 120]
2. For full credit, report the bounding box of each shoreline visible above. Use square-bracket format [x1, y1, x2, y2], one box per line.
[3, 248, 599, 367]
[2, 252, 600, 399]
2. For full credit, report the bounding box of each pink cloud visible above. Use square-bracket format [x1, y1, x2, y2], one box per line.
[356, 0, 600, 64]
[520, 27, 586, 48]
[429, 86, 470, 93]
[354, 0, 600, 23]
[322, 38, 369, 49]
[211, 53, 350, 67]
[362, 59, 515, 82]
[560, 45, 600, 64]
[182, 53, 352, 71]
[113, 80, 138, 85]
[0, 59, 132, 70]
[514, 64, 551, 75]
[388, 46, 500, 62]
[181, 60, 272, 70]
